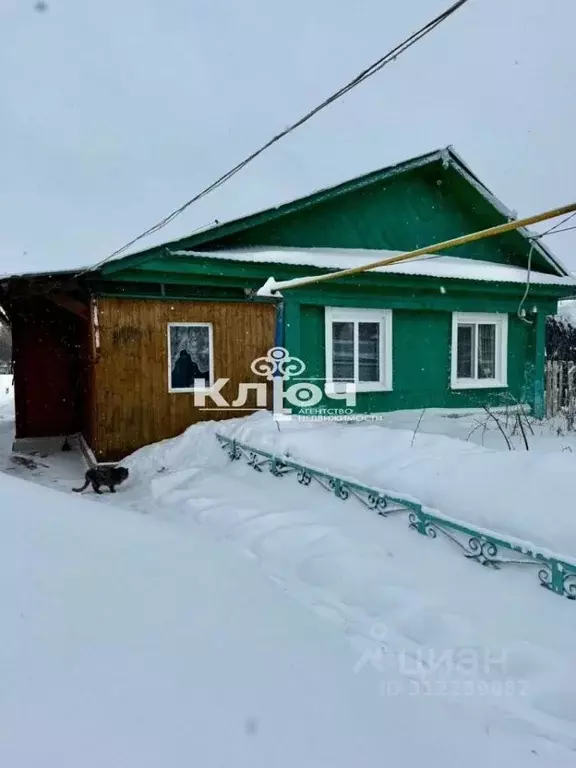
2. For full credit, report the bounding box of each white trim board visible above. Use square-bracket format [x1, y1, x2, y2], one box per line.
[167, 322, 215, 394]
[325, 307, 393, 393]
[450, 312, 508, 390]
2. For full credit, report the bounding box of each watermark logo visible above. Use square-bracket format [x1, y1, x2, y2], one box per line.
[192, 346, 357, 420]
[352, 623, 529, 700]
[353, 623, 389, 674]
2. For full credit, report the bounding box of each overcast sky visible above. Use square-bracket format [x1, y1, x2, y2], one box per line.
[1, 0, 575, 275]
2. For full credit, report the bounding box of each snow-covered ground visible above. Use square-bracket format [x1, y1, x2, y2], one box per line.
[0, 373, 14, 457]
[0, 373, 13, 411]
[556, 299, 576, 328]
[218, 411, 576, 558]
[375, 405, 576, 454]
[7, 472, 546, 768]
[3, 392, 576, 762]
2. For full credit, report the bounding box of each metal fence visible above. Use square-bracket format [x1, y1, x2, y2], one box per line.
[216, 433, 576, 600]
[546, 360, 576, 418]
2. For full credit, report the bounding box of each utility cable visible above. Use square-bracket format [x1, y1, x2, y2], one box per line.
[75, 0, 472, 278]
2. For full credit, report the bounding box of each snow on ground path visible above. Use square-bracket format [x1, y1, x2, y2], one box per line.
[2, 472, 564, 768]
[373, 406, 576, 454]
[0, 433, 88, 492]
[85, 421, 576, 757]
[0, 382, 88, 492]
[0, 374, 14, 425]
[222, 412, 576, 559]
[3, 405, 576, 757]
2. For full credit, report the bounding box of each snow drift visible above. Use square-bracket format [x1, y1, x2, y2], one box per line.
[4, 471, 570, 766]
[205, 412, 576, 559]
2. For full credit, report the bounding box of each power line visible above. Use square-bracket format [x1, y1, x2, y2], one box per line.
[527, 211, 576, 244]
[542, 210, 576, 235]
[76, 0, 472, 277]
[532, 212, 576, 239]
[519, 215, 576, 322]
[539, 223, 576, 238]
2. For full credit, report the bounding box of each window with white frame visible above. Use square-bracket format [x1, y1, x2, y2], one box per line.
[451, 312, 508, 389]
[167, 322, 214, 392]
[325, 307, 392, 393]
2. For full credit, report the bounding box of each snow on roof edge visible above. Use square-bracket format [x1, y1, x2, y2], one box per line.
[555, 300, 576, 328]
[169, 246, 576, 287]
[110, 146, 568, 279]
[0, 267, 83, 282]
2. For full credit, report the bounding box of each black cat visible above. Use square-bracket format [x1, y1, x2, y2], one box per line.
[73, 465, 129, 494]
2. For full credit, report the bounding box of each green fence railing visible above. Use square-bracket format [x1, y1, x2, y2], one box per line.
[216, 433, 576, 601]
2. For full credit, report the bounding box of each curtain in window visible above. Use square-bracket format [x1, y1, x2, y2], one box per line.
[358, 322, 380, 382]
[332, 322, 354, 381]
[477, 324, 496, 379]
[456, 324, 474, 378]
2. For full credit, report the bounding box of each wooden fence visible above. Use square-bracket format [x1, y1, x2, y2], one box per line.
[546, 360, 576, 417]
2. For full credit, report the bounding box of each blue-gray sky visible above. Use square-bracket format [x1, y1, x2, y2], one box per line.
[1, 0, 575, 275]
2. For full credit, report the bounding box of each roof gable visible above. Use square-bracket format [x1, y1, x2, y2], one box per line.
[103, 147, 567, 278]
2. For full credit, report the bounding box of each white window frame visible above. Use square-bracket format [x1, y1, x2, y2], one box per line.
[325, 307, 392, 393]
[167, 322, 214, 394]
[450, 312, 508, 390]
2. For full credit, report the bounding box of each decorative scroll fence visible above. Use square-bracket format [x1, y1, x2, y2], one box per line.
[216, 433, 576, 601]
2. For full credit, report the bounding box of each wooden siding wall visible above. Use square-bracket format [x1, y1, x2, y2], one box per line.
[92, 298, 276, 461]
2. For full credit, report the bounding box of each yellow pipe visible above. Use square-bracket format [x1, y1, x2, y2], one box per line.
[261, 201, 576, 293]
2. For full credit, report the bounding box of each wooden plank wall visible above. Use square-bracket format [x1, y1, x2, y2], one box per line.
[92, 297, 276, 461]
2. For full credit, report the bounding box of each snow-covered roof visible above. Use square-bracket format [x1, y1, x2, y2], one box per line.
[555, 300, 576, 328]
[170, 246, 576, 287]
[146, 147, 571, 280]
[2, 149, 570, 283]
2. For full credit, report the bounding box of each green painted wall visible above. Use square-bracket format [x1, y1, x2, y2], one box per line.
[199, 164, 551, 273]
[291, 302, 535, 415]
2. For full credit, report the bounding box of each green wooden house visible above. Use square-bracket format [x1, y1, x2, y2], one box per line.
[97, 146, 576, 414]
[3, 146, 575, 461]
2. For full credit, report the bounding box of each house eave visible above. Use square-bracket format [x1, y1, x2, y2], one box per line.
[101, 147, 450, 275]
[445, 147, 570, 278]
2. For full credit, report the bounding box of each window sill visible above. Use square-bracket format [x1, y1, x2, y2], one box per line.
[169, 386, 213, 394]
[450, 379, 508, 390]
